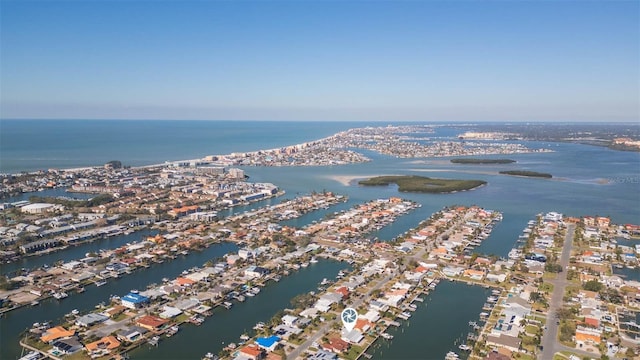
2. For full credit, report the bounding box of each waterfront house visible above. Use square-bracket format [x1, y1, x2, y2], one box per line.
[174, 298, 200, 311]
[75, 313, 109, 327]
[485, 334, 521, 353]
[237, 344, 265, 360]
[281, 315, 299, 327]
[442, 266, 464, 277]
[322, 337, 350, 353]
[116, 326, 148, 343]
[354, 318, 373, 333]
[121, 292, 150, 309]
[175, 277, 196, 287]
[136, 315, 168, 332]
[51, 337, 83, 355]
[314, 293, 343, 312]
[159, 306, 182, 319]
[486, 272, 507, 283]
[85, 335, 121, 355]
[341, 329, 364, 344]
[299, 307, 320, 318]
[369, 300, 389, 312]
[245, 266, 269, 278]
[40, 326, 75, 343]
[463, 269, 485, 281]
[503, 296, 532, 320]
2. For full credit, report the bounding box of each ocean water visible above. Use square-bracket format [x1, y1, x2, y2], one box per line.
[0, 120, 639, 359]
[0, 120, 363, 173]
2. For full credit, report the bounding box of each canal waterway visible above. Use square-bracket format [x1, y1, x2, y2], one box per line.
[0, 228, 158, 276]
[0, 241, 238, 360]
[613, 267, 640, 282]
[128, 259, 350, 359]
[3, 188, 95, 203]
[369, 281, 491, 360]
[1, 123, 639, 359]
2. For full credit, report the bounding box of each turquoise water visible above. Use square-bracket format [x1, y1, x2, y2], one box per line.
[0, 120, 362, 173]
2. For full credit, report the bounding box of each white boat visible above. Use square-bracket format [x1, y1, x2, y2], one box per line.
[95, 280, 107, 287]
[445, 351, 459, 359]
[458, 344, 472, 351]
[53, 292, 68, 300]
[18, 350, 42, 360]
[223, 302, 233, 309]
[148, 336, 160, 346]
[165, 325, 179, 337]
[309, 257, 318, 263]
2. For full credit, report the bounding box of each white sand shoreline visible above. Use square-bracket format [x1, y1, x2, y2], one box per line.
[325, 174, 399, 186]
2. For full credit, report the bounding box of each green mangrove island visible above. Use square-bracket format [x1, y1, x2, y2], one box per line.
[358, 175, 486, 193]
[499, 170, 552, 178]
[450, 158, 516, 164]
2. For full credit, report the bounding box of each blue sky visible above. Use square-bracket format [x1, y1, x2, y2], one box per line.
[1, 1, 638, 122]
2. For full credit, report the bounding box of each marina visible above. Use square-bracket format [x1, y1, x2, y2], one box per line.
[1, 123, 639, 360]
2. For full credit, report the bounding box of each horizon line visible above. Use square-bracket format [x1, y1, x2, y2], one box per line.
[1, 118, 639, 124]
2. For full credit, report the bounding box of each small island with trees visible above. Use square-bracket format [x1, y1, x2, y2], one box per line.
[499, 170, 552, 178]
[358, 175, 486, 193]
[450, 158, 516, 164]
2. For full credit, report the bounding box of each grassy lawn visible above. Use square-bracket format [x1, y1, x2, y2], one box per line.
[66, 351, 91, 360]
[525, 325, 539, 334]
[514, 353, 535, 360]
[539, 282, 554, 292]
[288, 337, 305, 345]
[342, 345, 364, 360]
[543, 272, 557, 280]
[111, 313, 129, 322]
[174, 313, 190, 323]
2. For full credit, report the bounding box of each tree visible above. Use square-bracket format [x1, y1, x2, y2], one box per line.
[555, 307, 574, 321]
[583, 279, 604, 292]
[529, 291, 545, 304]
[290, 293, 316, 309]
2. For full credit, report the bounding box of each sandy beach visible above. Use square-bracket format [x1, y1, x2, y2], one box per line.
[325, 174, 400, 186]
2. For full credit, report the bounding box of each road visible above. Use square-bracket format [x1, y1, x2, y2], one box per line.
[287, 273, 394, 360]
[539, 224, 575, 360]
